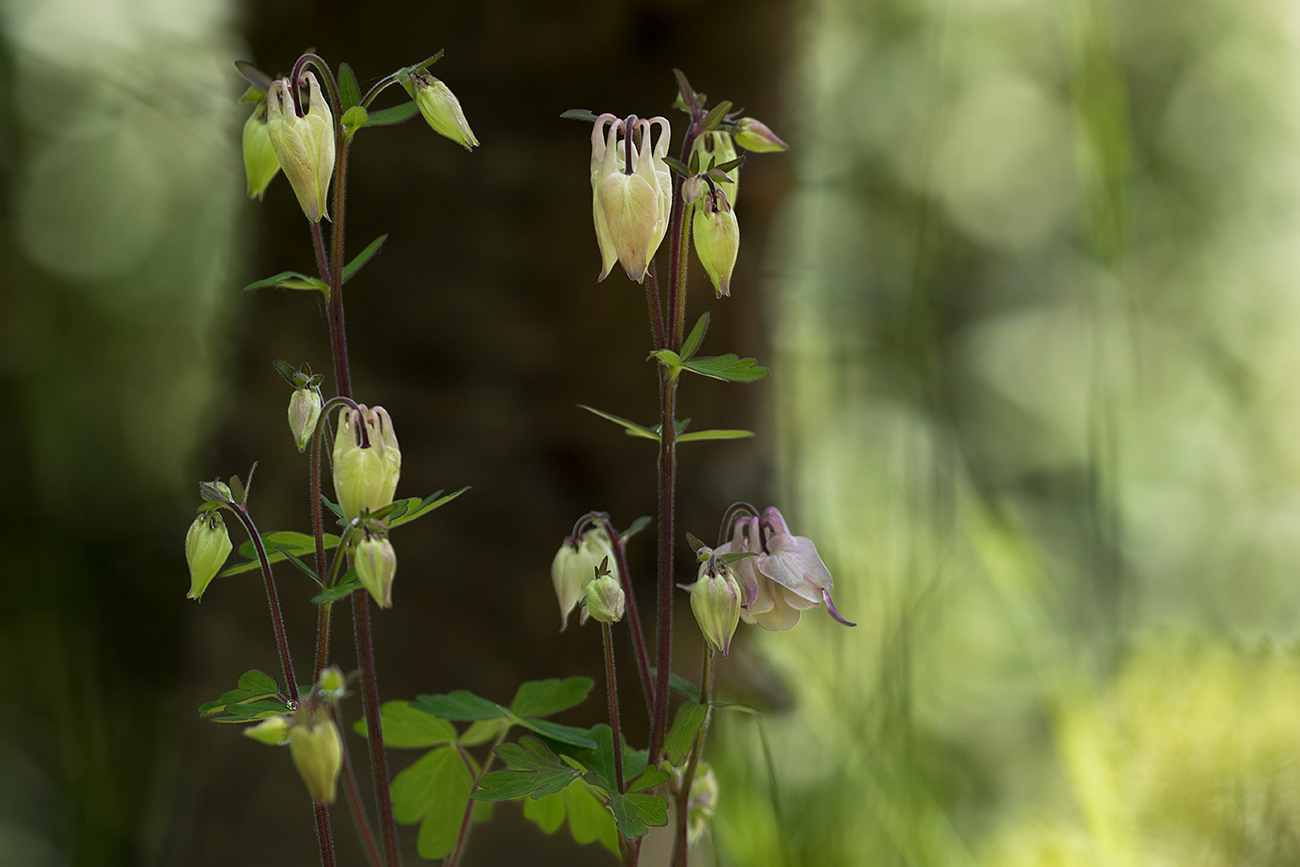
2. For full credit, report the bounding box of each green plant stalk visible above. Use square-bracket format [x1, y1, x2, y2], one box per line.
[603, 622, 626, 795]
[332, 702, 384, 867]
[314, 804, 338, 867]
[229, 503, 299, 704]
[445, 725, 512, 867]
[673, 649, 713, 867]
[594, 515, 654, 717]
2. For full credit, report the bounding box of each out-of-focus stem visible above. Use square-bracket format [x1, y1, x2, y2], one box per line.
[314, 804, 337, 867]
[603, 622, 626, 793]
[594, 516, 654, 719]
[352, 592, 400, 867]
[332, 702, 383, 867]
[672, 649, 714, 867]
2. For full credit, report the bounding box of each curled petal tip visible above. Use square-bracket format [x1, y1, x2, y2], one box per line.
[823, 588, 855, 627]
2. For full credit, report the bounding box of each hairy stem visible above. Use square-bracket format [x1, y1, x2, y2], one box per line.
[333, 703, 383, 867]
[230, 505, 298, 703]
[445, 726, 511, 867]
[352, 591, 401, 867]
[672, 649, 714, 867]
[603, 622, 626, 794]
[596, 517, 654, 720]
[314, 804, 338, 867]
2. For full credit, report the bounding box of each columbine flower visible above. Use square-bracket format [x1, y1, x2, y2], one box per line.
[288, 707, 343, 805]
[243, 102, 281, 200]
[584, 574, 625, 624]
[354, 533, 397, 608]
[411, 71, 478, 151]
[689, 130, 738, 209]
[287, 387, 322, 453]
[590, 115, 672, 283]
[332, 405, 401, 522]
[732, 117, 788, 153]
[689, 552, 743, 656]
[551, 530, 618, 630]
[692, 187, 739, 298]
[186, 510, 232, 601]
[265, 73, 335, 222]
[723, 509, 854, 631]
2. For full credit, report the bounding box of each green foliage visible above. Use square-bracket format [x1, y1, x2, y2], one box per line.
[364, 102, 421, 127]
[354, 700, 457, 748]
[223, 530, 340, 578]
[509, 677, 596, 719]
[310, 569, 362, 603]
[197, 669, 289, 723]
[680, 354, 767, 383]
[523, 781, 620, 855]
[387, 488, 470, 529]
[337, 63, 361, 111]
[341, 234, 387, 283]
[473, 736, 582, 801]
[649, 667, 702, 703]
[390, 745, 474, 860]
[242, 271, 329, 296]
[578, 404, 660, 442]
[665, 701, 707, 764]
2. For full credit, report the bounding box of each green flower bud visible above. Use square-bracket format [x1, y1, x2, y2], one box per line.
[689, 557, 742, 656]
[354, 534, 397, 609]
[265, 72, 335, 222]
[692, 190, 739, 298]
[317, 665, 347, 701]
[732, 117, 788, 153]
[689, 131, 738, 207]
[411, 71, 478, 151]
[332, 405, 401, 521]
[243, 103, 281, 200]
[186, 511, 232, 600]
[244, 715, 292, 746]
[551, 530, 617, 630]
[584, 574, 625, 624]
[288, 387, 323, 453]
[289, 709, 343, 805]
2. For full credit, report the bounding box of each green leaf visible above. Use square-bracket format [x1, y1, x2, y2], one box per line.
[391, 745, 457, 822]
[677, 429, 756, 444]
[355, 701, 457, 748]
[237, 669, 278, 694]
[341, 105, 368, 139]
[414, 754, 473, 860]
[709, 700, 759, 713]
[342, 234, 388, 283]
[565, 781, 620, 855]
[365, 101, 421, 126]
[516, 718, 598, 748]
[523, 790, 566, 833]
[412, 690, 506, 721]
[235, 61, 272, 94]
[648, 349, 683, 372]
[242, 271, 328, 295]
[223, 531, 342, 577]
[547, 724, 645, 795]
[321, 495, 342, 518]
[311, 571, 362, 603]
[459, 719, 504, 747]
[509, 677, 594, 719]
[388, 487, 469, 530]
[682, 354, 768, 383]
[649, 668, 701, 703]
[665, 701, 707, 765]
[626, 766, 671, 792]
[338, 63, 361, 110]
[473, 737, 581, 801]
[266, 544, 320, 584]
[663, 155, 690, 177]
[622, 516, 652, 539]
[681, 313, 709, 360]
[412, 51, 445, 72]
[560, 108, 599, 122]
[608, 791, 669, 839]
[577, 405, 659, 442]
[701, 100, 733, 133]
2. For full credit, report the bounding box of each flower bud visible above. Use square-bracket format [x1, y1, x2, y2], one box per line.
[244, 715, 292, 746]
[288, 387, 323, 453]
[354, 534, 397, 609]
[692, 190, 739, 298]
[689, 131, 738, 208]
[689, 558, 742, 656]
[681, 176, 706, 205]
[186, 510, 232, 600]
[551, 530, 617, 630]
[412, 71, 478, 151]
[584, 574, 625, 624]
[243, 103, 281, 200]
[332, 405, 401, 521]
[265, 72, 335, 222]
[317, 665, 347, 701]
[289, 710, 343, 805]
[732, 117, 788, 153]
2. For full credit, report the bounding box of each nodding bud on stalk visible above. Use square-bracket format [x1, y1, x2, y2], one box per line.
[288, 707, 343, 805]
[690, 131, 738, 208]
[244, 715, 292, 746]
[584, 574, 625, 624]
[551, 530, 618, 630]
[186, 510, 232, 601]
[693, 188, 740, 298]
[243, 102, 281, 200]
[590, 114, 672, 283]
[332, 405, 401, 522]
[287, 387, 322, 453]
[265, 72, 335, 222]
[732, 117, 788, 153]
[411, 71, 478, 151]
[355, 533, 397, 609]
[689, 553, 743, 656]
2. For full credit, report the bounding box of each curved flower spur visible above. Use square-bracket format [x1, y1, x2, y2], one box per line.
[589, 113, 672, 283]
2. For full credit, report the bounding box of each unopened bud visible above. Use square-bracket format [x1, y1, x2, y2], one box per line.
[288, 388, 323, 453]
[732, 117, 788, 153]
[551, 530, 617, 630]
[692, 190, 740, 298]
[584, 574, 625, 624]
[689, 558, 742, 656]
[186, 510, 232, 600]
[412, 71, 478, 151]
[289, 710, 343, 804]
[681, 176, 706, 205]
[317, 665, 347, 701]
[243, 103, 281, 200]
[689, 131, 738, 207]
[354, 534, 397, 609]
[266, 72, 335, 222]
[244, 715, 292, 746]
[332, 405, 401, 521]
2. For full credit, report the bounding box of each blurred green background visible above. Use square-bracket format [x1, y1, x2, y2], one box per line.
[5, 0, 1300, 864]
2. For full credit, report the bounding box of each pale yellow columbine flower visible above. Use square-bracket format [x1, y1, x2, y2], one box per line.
[590, 115, 672, 283]
[265, 73, 335, 222]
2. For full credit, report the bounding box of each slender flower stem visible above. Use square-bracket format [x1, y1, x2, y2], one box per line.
[314, 804, 338, 867]
[332, 703, 384, 867]
[646, 262, 667, 350]
[312, 222, 332, 286]
[352, 591, 401, 867]
[327, 133, 353, 398]
[673, 649, 714, 867]
[602, 622, 626, 794]
[445, 726, 511, 867]
[230, 504, 299, 703]
[595, 517, 654, 719]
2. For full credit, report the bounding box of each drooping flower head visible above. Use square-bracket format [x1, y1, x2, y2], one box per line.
[265, 72, 335, 222]
[243, 101, 281, 200]
[689, 551, 743, 656]
[410, 70, 478, 151]
[332, 405, 401, 522]
[692, 186, 739, 298]
[590, 115, 672, 283]
[551, 530, 618, 630]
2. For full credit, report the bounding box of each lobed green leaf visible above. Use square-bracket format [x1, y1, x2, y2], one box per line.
[355, 701, 458, 748]
[412, 690, 506, 721]
[682, 354, 768, 383]
[509, 677, 594, 719]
